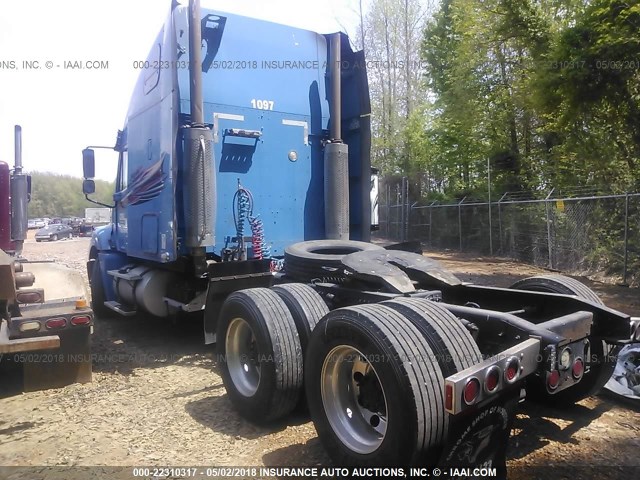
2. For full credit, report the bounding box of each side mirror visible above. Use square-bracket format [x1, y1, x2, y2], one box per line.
[83, 179, 95, 194]
[82, 148, 95, 178]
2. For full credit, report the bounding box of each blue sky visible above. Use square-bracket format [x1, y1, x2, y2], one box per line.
[0, 0, 362, 180]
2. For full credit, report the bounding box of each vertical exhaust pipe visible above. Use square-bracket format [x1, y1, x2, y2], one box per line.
[324, 33, 350, 240]
[185, 0, 215, 274]
[189, 0, 204, 126]
[11, 125, 28, 252]
[14, 125, 23, 173]
[329, 34, 342, 142]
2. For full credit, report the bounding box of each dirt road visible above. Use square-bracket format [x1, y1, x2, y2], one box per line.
[1, 235, 638, 478]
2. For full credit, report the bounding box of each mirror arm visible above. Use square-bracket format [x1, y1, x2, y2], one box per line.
[84, 194, 114, 209]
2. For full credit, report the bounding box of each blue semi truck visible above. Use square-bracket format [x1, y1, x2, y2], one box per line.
[81, 0, 637, 470]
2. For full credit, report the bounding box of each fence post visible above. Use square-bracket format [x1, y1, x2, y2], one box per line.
[409, 201, 418, 241]
[498, 192, 508, 255]
[400, 177, 408, 242]
[545, 188, 555, 270]
[458, 197, 466, 251]
[623, 192, 629, 285]
[405, 178, 411, 242]
[488, 158, 493, 256]
[428, 201, 436, 246]
[385, 184, 390, 238]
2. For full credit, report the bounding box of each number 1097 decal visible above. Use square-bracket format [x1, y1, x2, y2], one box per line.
[251, 99, 274, 110]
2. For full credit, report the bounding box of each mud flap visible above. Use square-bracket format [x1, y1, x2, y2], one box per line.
[203, 259, 273, 344]
[439, 388, 520, 479]
[22, 327, 92, 391]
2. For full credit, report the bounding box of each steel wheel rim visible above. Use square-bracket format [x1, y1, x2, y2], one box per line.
[321, 345, 388, 454]
[226, 317, 261, 397]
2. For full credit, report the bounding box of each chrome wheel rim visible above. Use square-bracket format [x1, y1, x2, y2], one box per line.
[225, 317, 261, 397]
[321, 345, 388, 454]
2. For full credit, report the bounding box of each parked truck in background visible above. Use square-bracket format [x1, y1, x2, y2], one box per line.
[1, 125, 93, 392]
[81, 0, 637, 470]
[85, 207, 111, 225]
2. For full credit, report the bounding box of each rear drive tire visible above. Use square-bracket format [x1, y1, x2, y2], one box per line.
[305, 304, 446, 466]
[382, 297, 481, 376]
[382, 298, 512, 471]
[272, 283, 329, 410]
[510, 274, 602, 304]
[284, 240, 384, 282]
[510, 274, 616, 404]
[217, 288, 302, 423]
[271, 283, 329, 354]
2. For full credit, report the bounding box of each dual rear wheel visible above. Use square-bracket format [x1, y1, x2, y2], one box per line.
[216, 285, 494, 466]
[216, 284, 327, 423]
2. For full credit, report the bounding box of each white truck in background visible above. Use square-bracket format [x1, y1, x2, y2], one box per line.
[84, 207, 111, 225]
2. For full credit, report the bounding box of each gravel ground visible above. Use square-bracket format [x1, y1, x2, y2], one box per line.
[1, 233, 638, 478]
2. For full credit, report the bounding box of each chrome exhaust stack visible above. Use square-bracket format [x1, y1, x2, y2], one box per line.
[324, 33, 349, 241]
[10, 125, 28, 254]
[185, 0, 215, 275]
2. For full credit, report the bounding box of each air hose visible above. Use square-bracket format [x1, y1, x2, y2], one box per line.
[233, 184, 270, 260]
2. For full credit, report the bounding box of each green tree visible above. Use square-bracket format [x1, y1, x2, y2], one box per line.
[535, 0, 640, 190]
[27, 172, 114, 218]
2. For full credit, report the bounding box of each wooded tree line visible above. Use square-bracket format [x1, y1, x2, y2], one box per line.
[26, 172, 114, 218]
[357, 0, 640, 200]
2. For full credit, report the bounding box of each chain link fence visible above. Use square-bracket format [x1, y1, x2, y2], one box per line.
[377, 177, 640, 287]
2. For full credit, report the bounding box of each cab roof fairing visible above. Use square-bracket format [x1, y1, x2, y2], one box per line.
[174, 0, 349, 36]
[172, 5, 333, 121]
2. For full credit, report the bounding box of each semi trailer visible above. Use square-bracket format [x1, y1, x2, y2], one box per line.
[1, 126, 94, 391]
[81, 0, 637, 470]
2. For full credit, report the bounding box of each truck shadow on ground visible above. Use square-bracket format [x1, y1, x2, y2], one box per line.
[90, 312, 214, 376]
[507, 399, 610, 460]
[0, 312, 215, 398]
[185, 395, 311, 440]
[261, 437, 331, 468]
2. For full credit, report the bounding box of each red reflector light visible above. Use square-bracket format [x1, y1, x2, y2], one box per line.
[445, 383, 453, 411]
[16, 291, 43, 304]
[547, 370, 560, 390]
[505, 357, 520, 383]
[45, 317, 67, 329]
[572, 358, 584, 379]
[70, 315, 91, 326]
[463, 378, 480, 405]
[485, 367, 500, 393]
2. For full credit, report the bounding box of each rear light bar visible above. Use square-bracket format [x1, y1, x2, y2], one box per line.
[444, 338, 540, 415]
